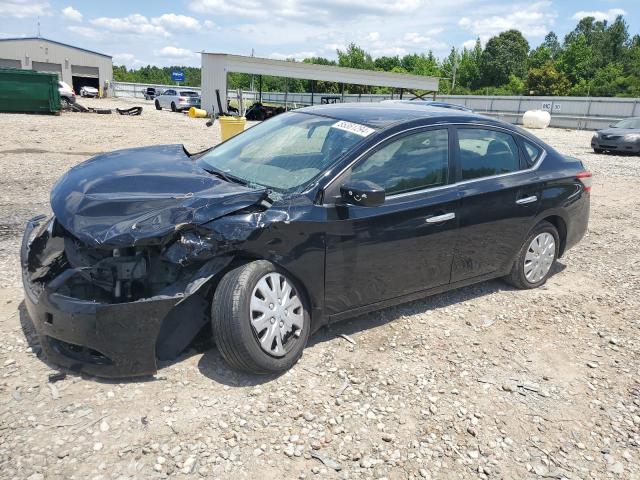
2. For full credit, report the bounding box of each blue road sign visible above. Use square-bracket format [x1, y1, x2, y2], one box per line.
[171, 70, 185, 82]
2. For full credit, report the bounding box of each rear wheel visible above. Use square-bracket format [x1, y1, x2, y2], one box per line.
[212, 261, 310, 374]
[170, 101, 177, 112]
[60, 97, 70, 109]
[155, 100, 161, 110]
[505, 221, 559, 289]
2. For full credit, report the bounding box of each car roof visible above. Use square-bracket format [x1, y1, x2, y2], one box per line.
[296, 102, 488, 128]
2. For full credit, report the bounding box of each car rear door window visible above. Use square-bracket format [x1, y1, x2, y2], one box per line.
[457, 128, 520, 180]
[351, 129, 449, 196]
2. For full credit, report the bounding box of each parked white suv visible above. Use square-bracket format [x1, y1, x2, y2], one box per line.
[154, 89, 201, 112]
[58, 81, 76, 108]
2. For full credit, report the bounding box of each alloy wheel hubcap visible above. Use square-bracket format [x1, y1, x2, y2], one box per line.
[250, 273, 304, 357]
[524, 232, 556, 283]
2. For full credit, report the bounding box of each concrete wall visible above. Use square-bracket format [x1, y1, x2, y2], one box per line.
[0, 38, 113, 93]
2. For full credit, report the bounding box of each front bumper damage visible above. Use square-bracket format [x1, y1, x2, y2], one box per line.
[21, 215, 234, 378]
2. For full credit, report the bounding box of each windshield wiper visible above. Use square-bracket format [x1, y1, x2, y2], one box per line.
[202, 166, 248, 186]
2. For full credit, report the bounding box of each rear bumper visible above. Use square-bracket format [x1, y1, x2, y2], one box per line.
[20, 217, 197, 378]
[591, 138, 640, 153]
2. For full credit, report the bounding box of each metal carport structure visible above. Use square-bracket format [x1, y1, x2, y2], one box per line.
[201, 53, 439, 115]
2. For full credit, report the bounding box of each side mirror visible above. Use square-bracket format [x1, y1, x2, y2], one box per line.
[340, 180, 385, 207]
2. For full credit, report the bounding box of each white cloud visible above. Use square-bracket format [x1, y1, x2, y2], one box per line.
[151, 13, 200, 31]
[67, 25, 103, 40]
[113, 53, 146, 68]
[571, 8, 627, 22]
[189, 0, 468, 26]
[365, 32, 380, 42]
[461, 39, 477, 49]
[203, 19, 215, 29]
[91, 14, 170, 38]
[269, 51, 318, 61]
[61, 6, 82, 22]
[154, 46, 198, 59]
[458, 1, 556, 40]
[0, 0, 50, 18]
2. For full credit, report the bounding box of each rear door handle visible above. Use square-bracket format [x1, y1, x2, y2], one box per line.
[426, 212, 455, 223]
[516, 195, 538, 205]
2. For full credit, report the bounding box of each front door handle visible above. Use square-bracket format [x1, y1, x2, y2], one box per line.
[516, 195, 538, 205]
[426, 212, 455, 223]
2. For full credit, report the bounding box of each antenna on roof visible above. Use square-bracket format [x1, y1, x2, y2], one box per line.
[37, 18, 41, 37]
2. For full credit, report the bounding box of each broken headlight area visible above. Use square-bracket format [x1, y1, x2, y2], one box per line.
[25, 218, 221, 304]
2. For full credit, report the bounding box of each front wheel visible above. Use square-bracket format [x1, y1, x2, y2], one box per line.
[155, 100, 161, 110]
[212, 260, 310, 374]
[504, 221, 559, 289]
[594, 148, 604, 153]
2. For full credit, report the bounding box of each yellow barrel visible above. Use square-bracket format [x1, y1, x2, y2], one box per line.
[219, 116, 246, 141]
[188, 107, 208, 118]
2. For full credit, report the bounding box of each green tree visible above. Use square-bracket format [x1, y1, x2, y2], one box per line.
[526, 62, 571, 95]
[480, 30, 530, 86]
[543, 32, 561, 58]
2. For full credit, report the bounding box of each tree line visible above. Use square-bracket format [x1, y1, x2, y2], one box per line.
[113, 15, 639, 97]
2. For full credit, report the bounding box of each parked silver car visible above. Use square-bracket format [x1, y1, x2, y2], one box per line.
[592, 117, 640, 154]
[80, 86, 99, 98]
[154, 89, 201, 112]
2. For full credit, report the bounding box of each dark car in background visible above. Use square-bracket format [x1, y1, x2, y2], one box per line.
[592, 117, 640, 154]
[21, 103, 591, 378]
[143, 87, 158, 100]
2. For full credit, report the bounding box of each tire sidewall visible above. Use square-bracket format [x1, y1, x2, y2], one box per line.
[223, 261, 311, 372]
[516, 223, 560, 288]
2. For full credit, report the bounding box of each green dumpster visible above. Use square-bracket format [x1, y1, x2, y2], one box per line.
[0, 68, 61, 113]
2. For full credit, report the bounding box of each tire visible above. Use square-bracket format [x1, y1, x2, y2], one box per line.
[212, 260, 310, 374]
[155, 100, 161, 110]
[594, 148, 604, 153]
[170, 102, 177, 112]
[504, 221, 560, 290]
[60, 97, 70, 109]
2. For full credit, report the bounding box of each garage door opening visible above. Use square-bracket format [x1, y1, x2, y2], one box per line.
[71, 65, 100, 94]
[72, 75, 99, 93]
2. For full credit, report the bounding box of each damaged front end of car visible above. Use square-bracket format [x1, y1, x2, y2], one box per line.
[20, 144, 276, 377]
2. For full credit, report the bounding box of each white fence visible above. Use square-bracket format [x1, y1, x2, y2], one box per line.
[112, 81, 639, 130]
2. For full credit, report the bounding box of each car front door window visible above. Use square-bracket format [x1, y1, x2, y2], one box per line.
[351, 129, 449, 196]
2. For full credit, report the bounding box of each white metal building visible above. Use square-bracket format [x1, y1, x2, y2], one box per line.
[0, 37, 113, 94]
[201, 53, 440, 115]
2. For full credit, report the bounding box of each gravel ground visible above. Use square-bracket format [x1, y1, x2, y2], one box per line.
[0, 98, 638, 479]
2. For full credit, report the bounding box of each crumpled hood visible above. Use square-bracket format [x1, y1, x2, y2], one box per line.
[51, 144, 267, 247]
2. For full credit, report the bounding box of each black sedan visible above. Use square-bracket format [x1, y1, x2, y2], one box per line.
[21, 103, 591, 377]
[592, 117, 640, 154]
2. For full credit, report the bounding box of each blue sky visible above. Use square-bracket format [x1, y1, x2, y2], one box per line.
[0, 0, 637, 68]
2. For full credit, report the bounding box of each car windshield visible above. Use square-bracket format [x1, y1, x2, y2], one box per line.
[200, 112, 369, 192]
[612, 118, 640, 129]
[180, 91, 198, 97]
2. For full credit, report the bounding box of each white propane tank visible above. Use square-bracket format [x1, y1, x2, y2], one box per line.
[522, 110, 551, 129]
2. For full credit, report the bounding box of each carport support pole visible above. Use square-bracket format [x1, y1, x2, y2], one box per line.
[340, 83, 344, 103]
[400, 88, 404, 100]
[258, 75, 263, 103]
[310, 80, 315, 106]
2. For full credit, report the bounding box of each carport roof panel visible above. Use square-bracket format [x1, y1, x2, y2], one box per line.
[0, 37, 112, 58]
[202, 52, 439, 90]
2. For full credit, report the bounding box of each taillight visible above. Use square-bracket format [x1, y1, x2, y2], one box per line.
[577, 171, 592, 193]
[179, 96, 187, 101]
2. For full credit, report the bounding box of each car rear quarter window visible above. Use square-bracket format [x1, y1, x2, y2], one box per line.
[523, 140, 542, 166]
[351, 129, 449, 196]
[457, 128, 520, 180]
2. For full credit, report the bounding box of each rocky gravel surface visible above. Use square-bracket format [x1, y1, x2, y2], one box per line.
[0, 99, 638, 479]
